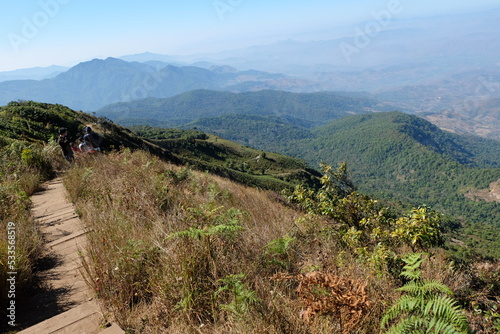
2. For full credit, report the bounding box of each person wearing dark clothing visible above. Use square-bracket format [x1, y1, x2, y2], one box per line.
[57, 127, 74, 163]
[83, 126, 101, 151]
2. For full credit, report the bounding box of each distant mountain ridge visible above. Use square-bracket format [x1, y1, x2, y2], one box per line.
[0, 58, 317, 111]
[0, 65, 68, 82]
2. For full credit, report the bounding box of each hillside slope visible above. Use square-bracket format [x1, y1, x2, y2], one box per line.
[2, 103, 499, 333]
[0, 101, 319, 191]
[129, 125, 321, 191]
[0, 100, 173, 160]
[59, 147, 499, 333]
[159, 110, 500, 256]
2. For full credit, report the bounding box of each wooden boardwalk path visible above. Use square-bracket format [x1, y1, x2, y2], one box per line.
[16, 178, 123, 334]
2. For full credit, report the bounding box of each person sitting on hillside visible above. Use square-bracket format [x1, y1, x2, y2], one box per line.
[78, 136, 94, 153]
[83, 126, 101, 151]
[57, 127, 74, 163]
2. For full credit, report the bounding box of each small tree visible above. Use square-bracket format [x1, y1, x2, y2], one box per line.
[390, 206, 443, 251]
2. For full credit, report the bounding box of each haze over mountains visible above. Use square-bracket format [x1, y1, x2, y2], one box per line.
[0, 65, 68, 82]
[0, 58, 318, 111]
[0, 7, 499, 139]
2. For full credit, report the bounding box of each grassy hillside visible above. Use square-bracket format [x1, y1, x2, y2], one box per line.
[129, 125, 321, 191]
[1, 102, 499, 332]
[61, 149, 499, 333]
[0, 101, 171, 157]
[0, 101, 318, 330]
[0, 101, 317, 192]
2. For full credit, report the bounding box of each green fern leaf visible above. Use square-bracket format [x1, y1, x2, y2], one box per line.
[400, 253, 427, 280]
[381, 253, 471, 334]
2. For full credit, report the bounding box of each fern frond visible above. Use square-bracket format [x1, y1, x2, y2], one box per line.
[397, 280, 425, 296]
[384, 315, 427, 334]
[424, 296, 470, 332]
[382, 253, 471, 334]
[381, 295, 421, 328]
[397, 279, 452, 297]
[384, 320, 409, 334]
[431, 318, 467, 334]
[400, 253, 427, 280]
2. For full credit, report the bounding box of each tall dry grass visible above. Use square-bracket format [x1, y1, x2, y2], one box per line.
[62, 149, 397, 333]
[0, 139, 66, 327]
[63, 149, 499, 333]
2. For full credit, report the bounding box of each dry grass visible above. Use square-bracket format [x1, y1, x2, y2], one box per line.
[0, 140, 64, 326]
[62, 149, 499, 333]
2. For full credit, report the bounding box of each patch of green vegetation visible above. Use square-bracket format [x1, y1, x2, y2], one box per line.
[99, 89, 389, 128]
[153, 110, 500, 258]
[130, 125, 321, 191]
[287, 112, 500, 258]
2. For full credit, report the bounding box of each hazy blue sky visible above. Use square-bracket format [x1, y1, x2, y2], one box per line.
[1, 0, 499, 71]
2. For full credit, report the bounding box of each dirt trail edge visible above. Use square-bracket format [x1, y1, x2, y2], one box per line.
[17, 178, 124, 334]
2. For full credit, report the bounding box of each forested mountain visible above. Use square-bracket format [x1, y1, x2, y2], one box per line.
[185, 114, 315, 150]
[296, 112, 500, 255]
[98, 89, 396, 127]
[145, 111, 500, 257]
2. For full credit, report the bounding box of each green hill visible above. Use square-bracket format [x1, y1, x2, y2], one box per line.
[0, 100, 320, 327]
[287, 112, 500, 256]
[159, 110, 500, 257]
[0, 101, 170, 156]
[0, 101, 319, 192]
[297, 112, 500, 204]
[97, 89, 395, 128]
[129, 125, 321, 191]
